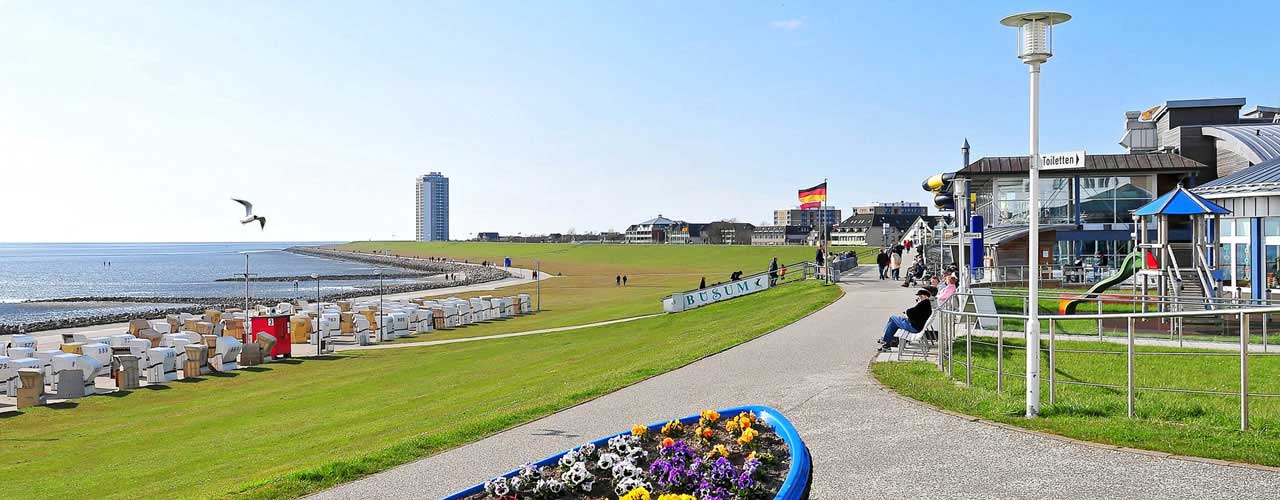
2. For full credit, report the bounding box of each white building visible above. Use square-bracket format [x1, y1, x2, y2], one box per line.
[415, 172, 450, 241]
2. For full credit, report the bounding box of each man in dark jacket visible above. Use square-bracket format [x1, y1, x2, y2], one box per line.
[768, 257, 779, 286]
[876, 249, 890, 280]
[878, 289, 932, 350]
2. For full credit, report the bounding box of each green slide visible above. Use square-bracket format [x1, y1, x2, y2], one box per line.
[1059, 252, 1142, 315]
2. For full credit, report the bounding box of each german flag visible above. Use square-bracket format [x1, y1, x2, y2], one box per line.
[798, 182, 827, 209]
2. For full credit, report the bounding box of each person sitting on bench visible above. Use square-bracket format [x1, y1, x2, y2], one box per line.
[878, 289, 932, 351]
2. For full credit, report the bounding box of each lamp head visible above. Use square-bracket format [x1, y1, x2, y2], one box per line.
[310, 273, 319, 279]
[1000, 11, 1070, 64]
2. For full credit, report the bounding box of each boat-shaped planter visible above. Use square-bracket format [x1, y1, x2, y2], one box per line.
[443, 405, 811, 500]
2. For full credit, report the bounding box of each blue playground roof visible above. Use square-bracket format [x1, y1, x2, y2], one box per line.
[1133, 185, 1231, 216]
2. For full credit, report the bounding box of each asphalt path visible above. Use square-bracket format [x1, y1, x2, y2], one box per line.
[311, 268, 1280, 500]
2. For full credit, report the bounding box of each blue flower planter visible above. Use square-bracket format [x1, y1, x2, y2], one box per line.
[441, 405, 811, 500]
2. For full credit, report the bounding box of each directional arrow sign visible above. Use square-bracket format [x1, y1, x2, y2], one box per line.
[1038, 150, 1087, 170]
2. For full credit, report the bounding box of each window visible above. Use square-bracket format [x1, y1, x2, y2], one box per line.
[1078, 175, 1155, 224]
[994, 177, 1073, 225]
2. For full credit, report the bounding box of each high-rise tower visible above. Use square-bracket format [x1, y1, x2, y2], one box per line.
[415, 172, 449, 241]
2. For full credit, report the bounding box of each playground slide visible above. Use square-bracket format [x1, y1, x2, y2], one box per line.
[1059, 252, 1143, 315]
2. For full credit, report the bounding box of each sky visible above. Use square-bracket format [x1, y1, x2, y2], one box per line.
[2, 0, 1278, 242]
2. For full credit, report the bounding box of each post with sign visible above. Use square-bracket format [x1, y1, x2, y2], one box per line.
[1040, 151, 1087, 171]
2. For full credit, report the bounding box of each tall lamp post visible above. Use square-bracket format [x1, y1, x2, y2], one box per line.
[1001, 11, 1071, 418]
[311, 273, 321, 352]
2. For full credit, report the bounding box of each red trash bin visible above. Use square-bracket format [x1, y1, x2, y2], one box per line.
[251, 315, 293, 359]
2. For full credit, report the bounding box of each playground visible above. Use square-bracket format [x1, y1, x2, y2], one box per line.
[874, 182, 1280, 469]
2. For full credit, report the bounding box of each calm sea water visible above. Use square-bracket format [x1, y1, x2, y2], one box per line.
[0, 242, 417, 324]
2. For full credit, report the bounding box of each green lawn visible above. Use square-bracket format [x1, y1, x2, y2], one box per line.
[333, 241, 872, 343]
[873, 337, 1280, 466]
[0, 280, 840, 500]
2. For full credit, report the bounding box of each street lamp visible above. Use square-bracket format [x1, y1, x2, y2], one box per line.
[378, 270, 385, 339]
[1001, 10, 1071, 418]
[311, 273, 321, 353]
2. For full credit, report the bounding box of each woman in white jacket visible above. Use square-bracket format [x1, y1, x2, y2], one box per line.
[889, 251, 902, 280]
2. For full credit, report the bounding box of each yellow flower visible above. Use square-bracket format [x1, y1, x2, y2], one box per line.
[737, 427, 759, 445]
[620, 488, 653, 500]
[700, 409, 720, 423]
[631, 425, 648, 437]
[658, 495, 698, 500]
[706, 444, 729, 458]
[697, 426, 714, 439]
[724, 419, 739, 433]
[661, 419, 684, 436]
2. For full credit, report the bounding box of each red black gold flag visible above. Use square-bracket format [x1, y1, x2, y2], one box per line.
[798, 182, 827, 209]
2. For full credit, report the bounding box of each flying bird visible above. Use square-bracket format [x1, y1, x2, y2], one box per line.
[232, 198, 267, 230]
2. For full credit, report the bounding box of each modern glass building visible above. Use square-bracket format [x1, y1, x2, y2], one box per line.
[415, 172, 449, 241]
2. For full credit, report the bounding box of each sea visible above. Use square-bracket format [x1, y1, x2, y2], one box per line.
[0, 242, 420, 326]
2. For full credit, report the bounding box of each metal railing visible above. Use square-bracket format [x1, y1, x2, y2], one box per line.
[932, 291, 1280, 430]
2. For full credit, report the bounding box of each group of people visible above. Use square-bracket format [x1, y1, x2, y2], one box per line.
[616, 274, 629, 286]
[876, 271, 959, 352]
[874, 244, 929, 287]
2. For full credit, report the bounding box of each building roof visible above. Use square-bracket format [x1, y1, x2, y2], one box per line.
[973, 224, 1077, 246]
[1193, 157, 1280, 197]
[637, 215, 679, 226]
[957, 153, 1207, 175]
[1133, 185, 1230, 216]
[1201, 124, 1280, 165]
[1151, 97, 1247, 122]
[838, 213, 918, 230]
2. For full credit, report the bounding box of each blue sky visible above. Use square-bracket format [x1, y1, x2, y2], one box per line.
[2, 1, 1277, 242]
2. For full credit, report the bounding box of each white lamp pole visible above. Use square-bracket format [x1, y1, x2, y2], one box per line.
[1002, 11, 1070, 418]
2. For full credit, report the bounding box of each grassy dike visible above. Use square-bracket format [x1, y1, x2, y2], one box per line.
[872, 337, 1280, 467]
[331, 241, 874, 344]
[0, 280, 841, 500]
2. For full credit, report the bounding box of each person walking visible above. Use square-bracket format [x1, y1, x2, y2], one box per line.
[890, 250, 902, 281]
[699, 277, 706, 289]
[622, 275, 628, 286]
[768, 257, 779, 286]
[616, 275, 621, 286]
[876, 249, 890, 280]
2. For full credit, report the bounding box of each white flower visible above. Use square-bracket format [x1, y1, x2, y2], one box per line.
[559, 450, 580, 467]
[483, 477, 508, 497]
[597, 452, 619, 470]
[546, 479, 565, 493]
[578, 443, 596, 457]
[615, 478, 651, 497]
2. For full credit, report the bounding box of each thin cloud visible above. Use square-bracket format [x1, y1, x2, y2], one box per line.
[770, 18, 805, 31]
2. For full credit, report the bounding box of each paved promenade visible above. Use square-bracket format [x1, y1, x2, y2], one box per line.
[312, 269, 1280, 499]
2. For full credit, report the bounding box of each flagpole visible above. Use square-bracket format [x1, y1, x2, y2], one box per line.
[824, 177, 829, 249]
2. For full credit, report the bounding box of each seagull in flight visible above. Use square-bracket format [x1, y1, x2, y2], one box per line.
[232, 198, 266, 230]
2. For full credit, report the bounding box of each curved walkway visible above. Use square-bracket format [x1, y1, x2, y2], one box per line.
[311, 271, 1280, 499]
[332, 314, 661, 352]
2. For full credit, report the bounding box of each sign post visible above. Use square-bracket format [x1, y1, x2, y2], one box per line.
[1039, 151, 1087, 171]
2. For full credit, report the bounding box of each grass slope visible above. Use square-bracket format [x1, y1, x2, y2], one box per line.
[0, 281, 840, 500]
[873, 337, 1280, 466]
[333, 241, 872, 343]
